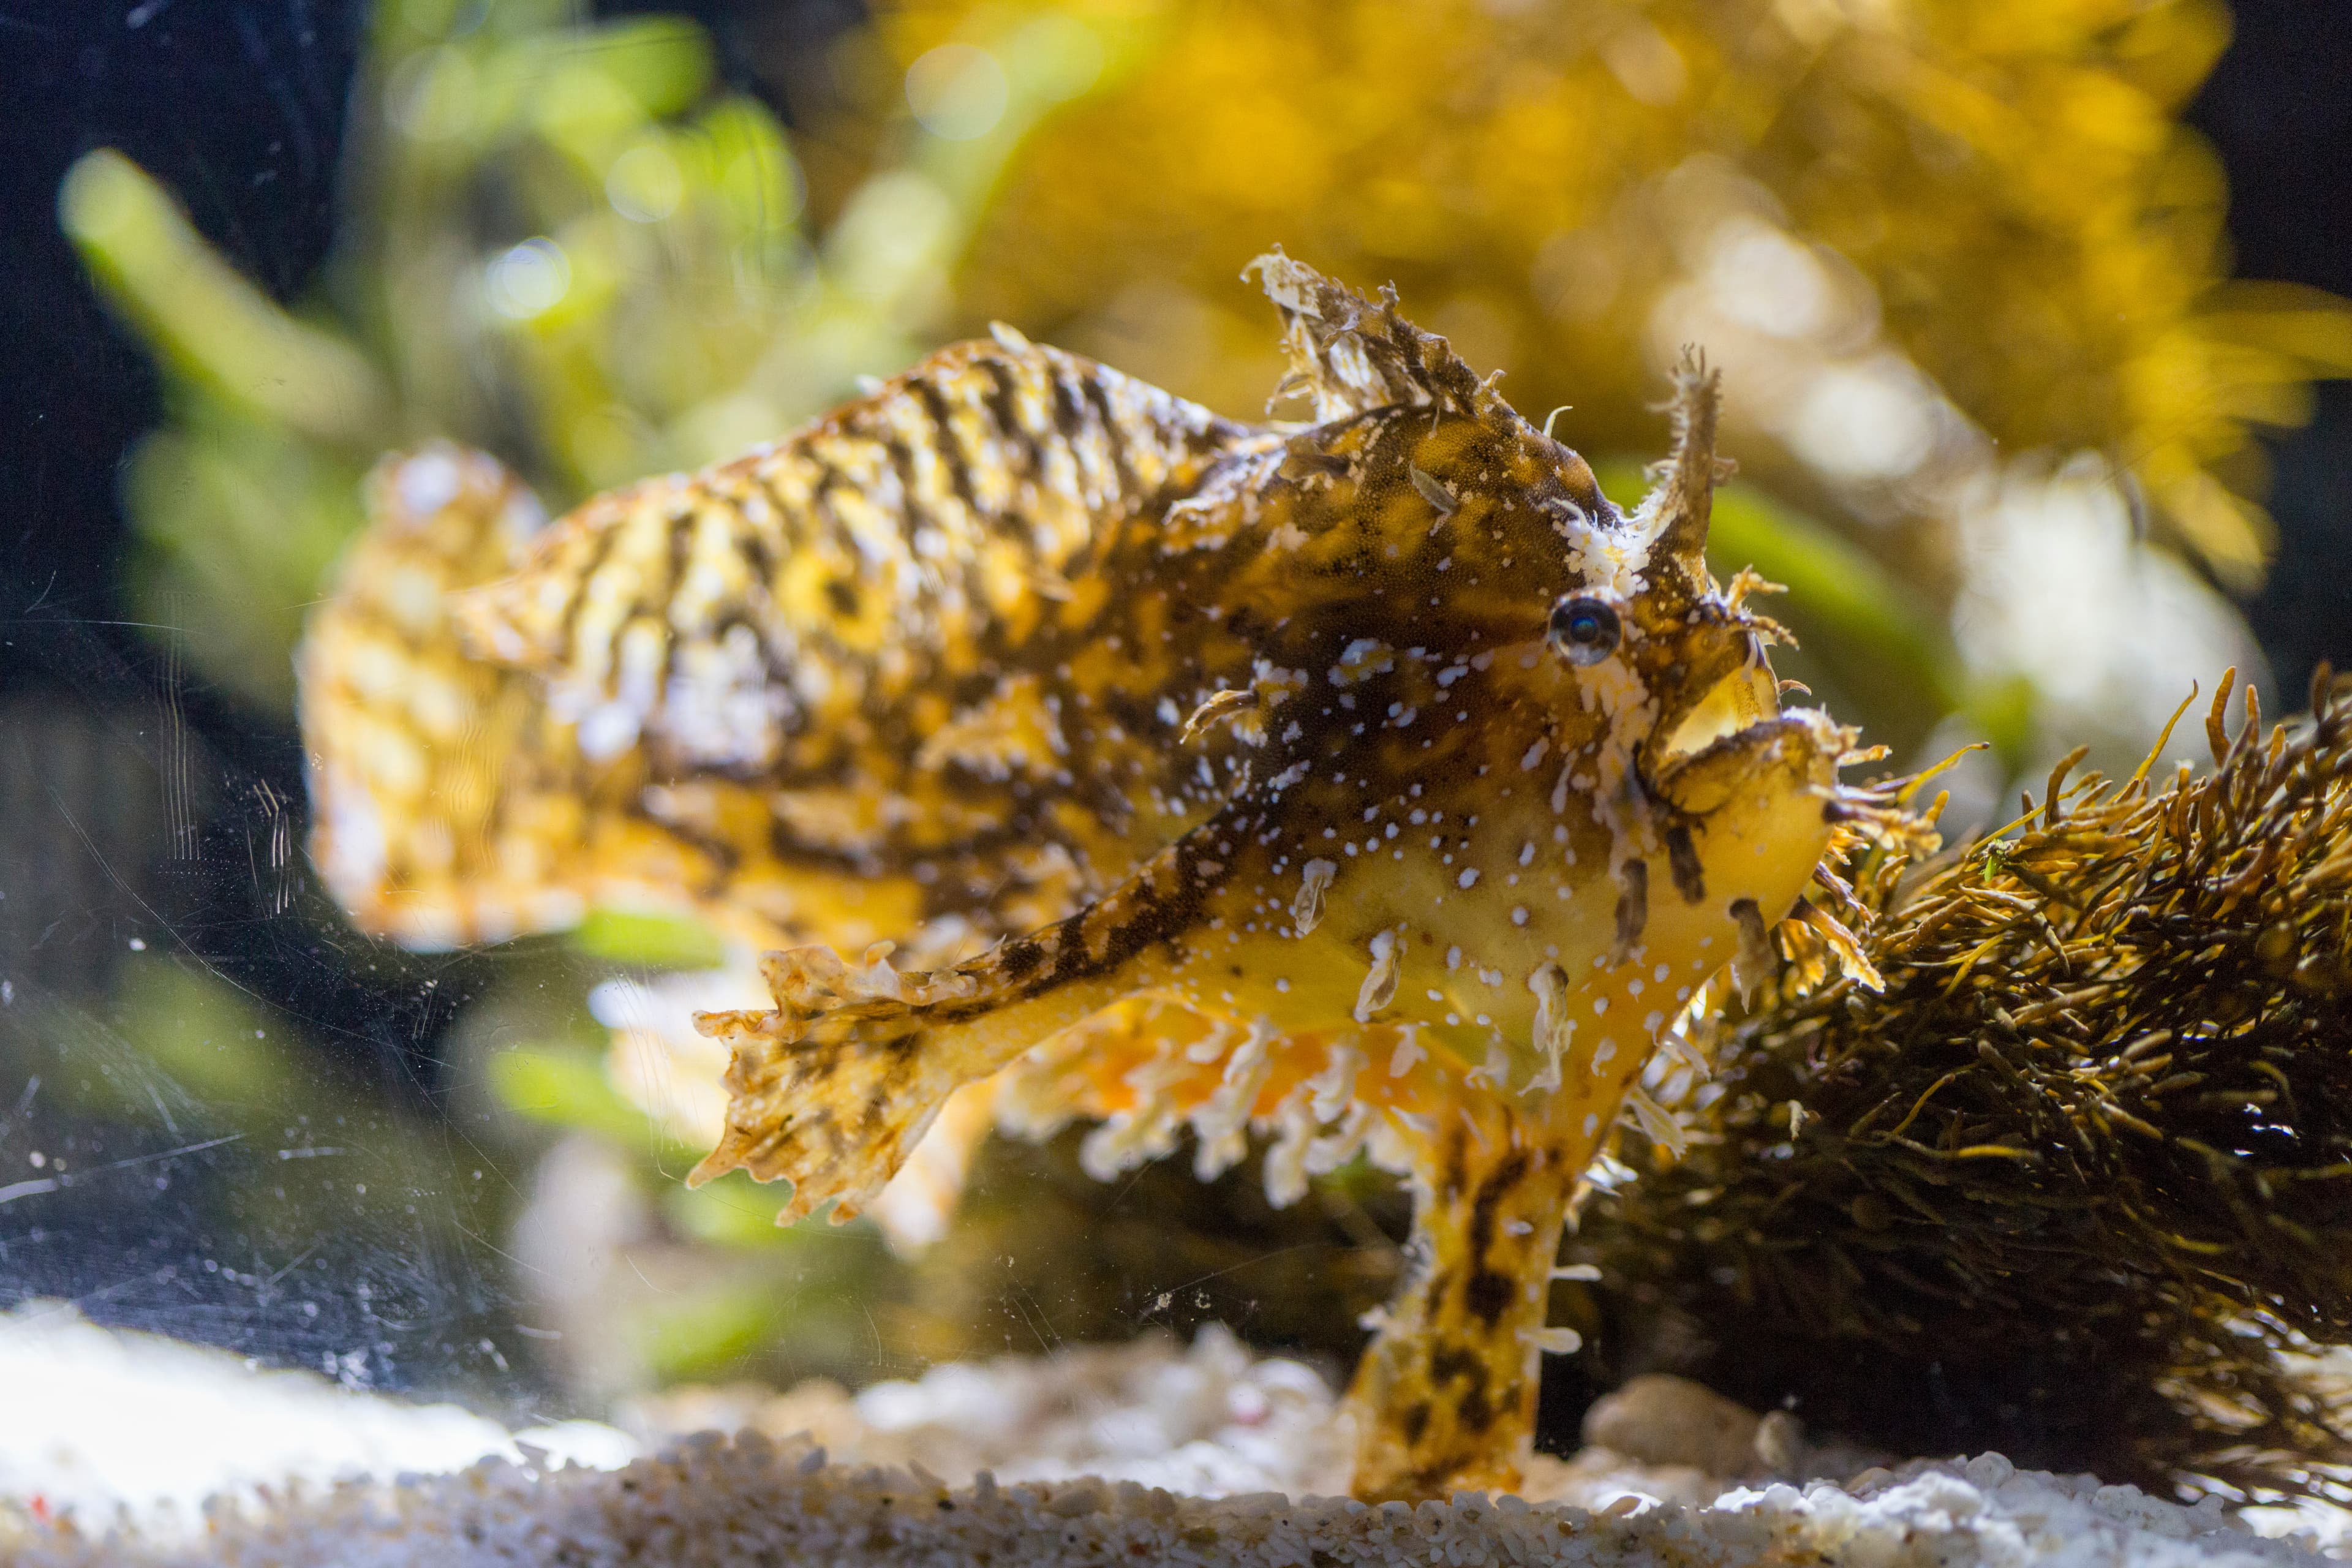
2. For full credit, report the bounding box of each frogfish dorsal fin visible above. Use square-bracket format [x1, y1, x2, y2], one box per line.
[1246, 249, 1499, 424]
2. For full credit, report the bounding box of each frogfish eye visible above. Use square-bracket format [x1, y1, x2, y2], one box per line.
[1547, 594, 1623, 666]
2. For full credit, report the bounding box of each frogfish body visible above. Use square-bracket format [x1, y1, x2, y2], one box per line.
[301, 254, 1893, 1501]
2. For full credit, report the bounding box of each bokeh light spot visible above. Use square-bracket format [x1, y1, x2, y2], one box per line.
[1788, 356, 1939, 483]
[607, 141, 684, 224]
[905, 43, 1009, 142]
[484, 238, 571, 321]
[1705, 220, 1833, 341]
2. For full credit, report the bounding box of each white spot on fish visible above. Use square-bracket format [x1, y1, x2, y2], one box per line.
[1527, 961, 1572, 1090]
[1408, 464, 1457, 516]
[1292, 859, 1337, 935]
[1387, 1030, 1426, 1076]
[1528, 1324, 1584, 1355]
[1356, 929, 1402, 1022]
[1330, 638, 1395, 686]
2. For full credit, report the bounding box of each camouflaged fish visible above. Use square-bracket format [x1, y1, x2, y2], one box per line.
[303, 253, 1907, 1501]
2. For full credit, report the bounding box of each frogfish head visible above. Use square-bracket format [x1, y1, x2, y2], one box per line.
[1239, 251, 1863, 1101]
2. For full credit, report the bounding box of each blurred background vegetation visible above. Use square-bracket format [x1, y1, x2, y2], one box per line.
[3, 0, 2348, 1430]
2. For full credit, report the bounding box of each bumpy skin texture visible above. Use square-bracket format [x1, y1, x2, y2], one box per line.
[304, 255, 1871, 1501]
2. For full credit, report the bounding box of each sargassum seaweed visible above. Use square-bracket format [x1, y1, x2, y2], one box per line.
[1569, 671, 2352, 1501]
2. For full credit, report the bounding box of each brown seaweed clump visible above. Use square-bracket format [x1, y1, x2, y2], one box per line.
[1565, 670, 2352, 1502]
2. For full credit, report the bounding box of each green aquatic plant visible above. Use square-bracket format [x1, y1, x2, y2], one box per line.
[62, 0, 1112, 710]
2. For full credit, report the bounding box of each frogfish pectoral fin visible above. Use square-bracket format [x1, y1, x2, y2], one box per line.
[689, 818, 1254, 1226]
[688, 945, 991, 1224]
[1346, 1097, 1581, 1502]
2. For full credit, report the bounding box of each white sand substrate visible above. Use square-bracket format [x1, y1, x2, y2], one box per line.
[1, 1300, 2343, 1567]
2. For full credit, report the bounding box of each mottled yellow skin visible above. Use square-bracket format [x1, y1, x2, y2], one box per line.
[302, 254, 1867, 1501]
[297, 447, 791, 952]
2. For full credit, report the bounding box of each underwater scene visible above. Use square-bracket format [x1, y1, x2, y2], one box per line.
[3, 0, 2352, 1558]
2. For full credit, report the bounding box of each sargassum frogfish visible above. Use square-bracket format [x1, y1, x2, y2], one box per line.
[300, 252, 1912, 1501]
